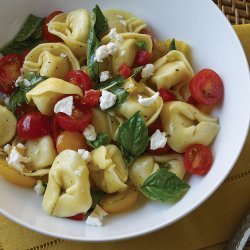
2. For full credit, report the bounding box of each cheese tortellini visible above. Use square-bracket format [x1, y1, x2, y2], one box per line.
[26, 78, 83, 115]
[150, 50, 194, 101]
[42, 150, 92, 217]
[160, 101, 220, 153]
[22, 43, 80, 79]
[48, 9, 90, 62]
[89, 145, 128, 193]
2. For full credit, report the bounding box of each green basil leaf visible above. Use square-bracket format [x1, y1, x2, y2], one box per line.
[140, 168, 190, 202]
[169, 38, 176, 51]
[136, 41, 147, 50]
[117, 112, 149, 165]
[108, 87, 129, 110]
[90, 190, 106, 209]
[94, 5, 109, 40]
[87, 133, 110, 149]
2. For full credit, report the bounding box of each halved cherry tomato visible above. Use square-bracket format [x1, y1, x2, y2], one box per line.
[184, 144, 213, 175]
[52, 116, 60, 146]
[43, 11, 63, 42]
[146, 143, 171, 155]
[118, 63, 133, 78]
[83, 89, 100, 107]
[55, 109, 92, 132]
[189, 69, 224, 105]
[17, 112, 51, 140]
[133, 50, 152, 67]
[16, 103, 38, 117]
[67, 213, 85, 221]
[0, 54, 23, 94]
[159, 89, 177, 102]
[66, 70, 92, 93]
[187, 95, 198, 106]
[148, 118, 163, 136]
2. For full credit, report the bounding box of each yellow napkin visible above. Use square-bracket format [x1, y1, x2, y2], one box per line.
[0, 25, 250, 250]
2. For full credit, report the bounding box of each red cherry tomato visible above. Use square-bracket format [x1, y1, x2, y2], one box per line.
[0, 54, 23, 94]
[133, 50, 152, 67]
[83, 89, 100, 107]
[43, 11, 63, 42]
[118, 63, 133, 79]
[67, 213, 85, 221]
[55, 109, 92, 132]
[184, 144, 213, 175]
[159, 89, 177, 102]
[17, 112, 51, 140]
[148, 118, 163, 136]
[66, 70, 92, 93]
[189, 69, 224, 105]
[146, 143, 171, 155]
[16, 103, 38, 117]
[187, 95, 198, 106]
[52, 116, 60, 147]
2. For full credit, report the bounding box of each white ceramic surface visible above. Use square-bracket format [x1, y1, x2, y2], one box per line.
[0, 0, 250, 242]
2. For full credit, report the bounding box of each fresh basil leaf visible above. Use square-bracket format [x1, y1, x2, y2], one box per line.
[159, 162, 172, 170]
[117, 112, 149, 165]
[169, 38, 176, 51]
[136, 41, 147, 50]
[90, 190, 106, 209]
[87, 133, 110, 149]
[140, 168, 190, 202]
[108, 87, 129, 110]
[94, 5, 109, 40]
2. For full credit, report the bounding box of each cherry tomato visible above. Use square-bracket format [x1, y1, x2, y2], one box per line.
[184, 144, 213, 175]
[16, 103, 38, 117]
[148, 118, 163, 136]
[56, 109, 92, 132]
[52, 116, 60, 146]
[187, 95, 198, 106]
[66, 70, 92, 93]
[159, 89, 177, 102]
[17, 112, 51, 140]
[0, 54, 23, 94]
[82, 89, 100, 107]
[118, 63, 133, 79]
[67, 213, 85, 221]
[133, 50, 152, 67]
[56, 131, 88, 153]
[146, 143, 171, 155]
[189, 69, 224, 105]
[43, 11, 63, 42]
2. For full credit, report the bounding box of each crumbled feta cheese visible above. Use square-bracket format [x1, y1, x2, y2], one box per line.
[14, 76, 31, 87]
[117, 15, 123, 19]
[94, 45, 109, 62]
[120, 50, 127, 57]
[74, 166, 83, 176]
[99, 90, 117, 110]
[108, 28, 123, 42]
[141, 64, 155, 78]
[15, 76, 24, 87]
[106, 42, 119, 55]
[100, 71, 110, 82]
[120, 20, 127, 27]
[138, 92, 159, 106]
[54, 96, 74, 116]
[60, 53, 67, 58]
[86, 205, 108, 227]
[83, 125, 97, 141]
[16, 143, 26, 149]
[78, 149, 92, 163]
[3, 144, 11, 153]
[150, 129, 167, 150]
[34, 180, 45, 195]
[4, 96, 10, 106]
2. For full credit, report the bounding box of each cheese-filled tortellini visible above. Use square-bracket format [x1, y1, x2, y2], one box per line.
[160, 101, 220, 153]
[150, 50, 194, 101]
[48, 9, 90, 62]
[104, 9, 146, 33]
[89, 145, 128, 193]
[26, 78, 83, 115]
[116, 78, 163, 126]
[26, 136, 57, 170]
[22, 43, 80, 79]
[42, 150, 92, 217]
[0, 105, 17, 146]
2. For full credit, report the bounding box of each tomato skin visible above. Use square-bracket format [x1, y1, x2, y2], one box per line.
[16, 104, 38, 117]
[159, 89, 177, 102]
[146, 143, 171, 155]
[118, 64, 133, 78]
[83, 90, 100, 107]
[55, 109, 92, 132]
[43, 11, 63, 42]
[52, 116, 60, 147]
[189, 69, 224, 105]
[17, 112, 51, 140]
[133, 50, 152, 67]
[148, 118, 163, 136]
[184, 144, 213, 175]
[187, 95, 198, 106]
[66, 70, 92, 93]
[67, 213, 85, 221]
[0, 54, 23, 94]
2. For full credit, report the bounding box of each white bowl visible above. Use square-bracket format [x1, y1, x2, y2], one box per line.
[0, 0, 250, 242]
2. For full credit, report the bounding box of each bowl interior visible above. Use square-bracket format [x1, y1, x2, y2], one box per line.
[0, 0, 250, 241]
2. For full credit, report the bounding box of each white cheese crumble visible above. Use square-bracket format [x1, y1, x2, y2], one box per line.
[16, 143, 26, 149]
[120, 50, 127, 57]
[4, 96, 10, 106]
[54, 96, 74, 116]
[138, 92, 159, 107]
[94, 45, 109, 62]
[117, 15, 123, 19]
[83, 125, 97, 141]
[99, 90, 117, 110]
[60, 53, 67, 58]
[150, 129, 167, 150]
[3, 144, 11, 153]
[100, 71, 110, 82]
[34, 180, 45, 195]
[141, 64, 155, 79]
[74, 166, 83, 176]
[108, 28, 123, 42]
[106, 42, 119, 55]
[120, 20, 127, 27]
[15, 76, 31, 87]
[86, 205, 108, 227]
[78, 149, 92, 163]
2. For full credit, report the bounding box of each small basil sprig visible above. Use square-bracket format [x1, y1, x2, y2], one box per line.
[169, 38, 176, 51]
[136, 41, 147, 50]
[90, 190, 106, 210]
[117, 112, 149, 165]
[87, 133, 110, 149]
[107, 87, 128, 110]
[140, 168, 190, 202]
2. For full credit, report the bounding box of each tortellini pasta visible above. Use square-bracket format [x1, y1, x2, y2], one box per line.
[48, 9, 90, 62]
[104, 9, 146, 33]
[22, 43, 80, 79]
[88, 145, 128, 193]
[150, 50, 194, 101]
[26, 136, 57, 170]
[26, 78, 83, 115]
[0, 105, 17, 146]
[160, 101, 220, 153]
[42, 150, 92, 217]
